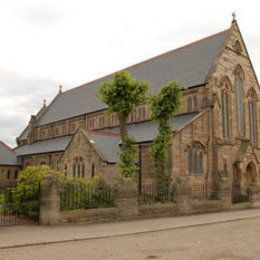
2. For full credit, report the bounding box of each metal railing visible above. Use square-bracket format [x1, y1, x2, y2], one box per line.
[138, 183, 222, 205]
[138, 183, 177, 205]
[0, 185, 39, 226]
[60, 184, 116, 211]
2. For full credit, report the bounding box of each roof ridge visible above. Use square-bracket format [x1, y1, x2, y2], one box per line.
[0, 140, 15, 154]
[64, 28, 230, 94]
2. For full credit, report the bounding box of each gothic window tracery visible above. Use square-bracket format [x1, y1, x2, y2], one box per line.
[72, 157, 85, 178]
[234, 66, 245, 136]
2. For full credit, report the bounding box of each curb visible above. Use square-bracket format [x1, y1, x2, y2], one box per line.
[0, 215, 259, 250]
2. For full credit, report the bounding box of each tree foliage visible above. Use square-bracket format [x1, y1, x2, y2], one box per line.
[151, 81, 182, 200]
[60, 176, 115, 211]
[117, 136, 138, 178]
[98, 71, 149, 178]
[11, 166, 63, 218]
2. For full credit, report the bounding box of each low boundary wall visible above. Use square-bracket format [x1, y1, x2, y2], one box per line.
[39, 176, 260, 225]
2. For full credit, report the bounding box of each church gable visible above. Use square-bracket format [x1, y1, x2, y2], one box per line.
[58, 130, 102, 177]
[205, 17, 260, 146]
[209, 19, 259, 91]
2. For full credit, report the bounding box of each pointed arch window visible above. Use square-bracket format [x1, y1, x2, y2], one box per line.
[235, 67, 244, 136]
[221, 77, 232, 139]
[91, 163, 95, 178]
[188, 97, 193, 111]
[188, 150, 193, 175]
[199, 152, 203, 176]
[249, 88, 258, 144]
[77, 164, 81, 177]
[221, 89, 231, 139]
[188, 142, 204, 176]
[193, 96, 198, 111]
[193, 153, 198, 175]
[7, 170, 10, 179]
[72, 164, 76, 178]
[82, 163, 85, 178]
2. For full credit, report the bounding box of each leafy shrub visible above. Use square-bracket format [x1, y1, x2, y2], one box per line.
[11, 165, 64, 219]
[60, 177, 115, 211]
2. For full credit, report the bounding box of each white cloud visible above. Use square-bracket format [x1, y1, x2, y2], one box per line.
[0, 0, 259, 147]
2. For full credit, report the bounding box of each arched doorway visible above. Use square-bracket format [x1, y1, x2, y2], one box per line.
[232, 161, 256, 203]
[242, 162, 256, 189]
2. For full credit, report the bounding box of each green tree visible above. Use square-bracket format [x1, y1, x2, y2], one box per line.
[151, 81, 182, 201]
[98, 71, 149, 177]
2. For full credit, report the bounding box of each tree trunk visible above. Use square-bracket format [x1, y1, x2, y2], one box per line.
[119, 116, 128, 147]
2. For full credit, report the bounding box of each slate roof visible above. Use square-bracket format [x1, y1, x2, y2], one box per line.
[0, 141, 19, 166]
[16, 112, 200, 163]
[102, 112, 200, 143]
[36, 30, 228, 126]
[88, 112, 200, 163]
[86, 132, 121, 163]
[16, 136, 72, 156]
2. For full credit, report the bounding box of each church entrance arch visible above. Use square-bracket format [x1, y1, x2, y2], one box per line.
[243, 162, 256, 189]
[232, 161, 256, 203]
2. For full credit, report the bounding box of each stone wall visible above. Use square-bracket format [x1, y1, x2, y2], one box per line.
[39, 174, 260, 225]
[171, 111, 211, 185]
[22, 152, 63, 170]
[58, 130, 117, 182]
[206, 21, 260, 189]
[0, 165, 20, 187]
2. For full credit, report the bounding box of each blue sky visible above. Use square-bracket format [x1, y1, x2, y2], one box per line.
[0, 0, 259, 147]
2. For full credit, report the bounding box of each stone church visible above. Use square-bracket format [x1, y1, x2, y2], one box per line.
[0, 140, 20, 187]
[13, 17, 260, 197]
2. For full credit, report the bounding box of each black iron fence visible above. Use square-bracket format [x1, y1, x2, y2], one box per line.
[188, 183, 221, 201]
[0, 185, 40, 226]
[138, 183, 177, 205]
[138, 183, 223, 205]
[60, 183, 116, 211]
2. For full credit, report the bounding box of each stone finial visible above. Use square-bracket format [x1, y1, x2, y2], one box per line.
[59, 85, 63, 93]
[232, 12, 237, 23]
[30, 115, 36, 123]
[43, 99, 47, 107]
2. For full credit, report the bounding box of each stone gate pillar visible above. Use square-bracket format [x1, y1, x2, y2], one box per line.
[39, 174, 60, 225]
[220, 180, 232, 209]
[115, 178, 139, 219]
[175, 183, 192, 214]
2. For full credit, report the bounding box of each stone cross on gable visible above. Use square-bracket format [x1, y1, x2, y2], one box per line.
[232, 12, 237, 22]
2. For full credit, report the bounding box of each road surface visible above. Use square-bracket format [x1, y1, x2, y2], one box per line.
[0, 217, 259, 260]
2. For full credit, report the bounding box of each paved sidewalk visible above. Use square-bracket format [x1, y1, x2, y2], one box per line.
[1, 208, 260, 249]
